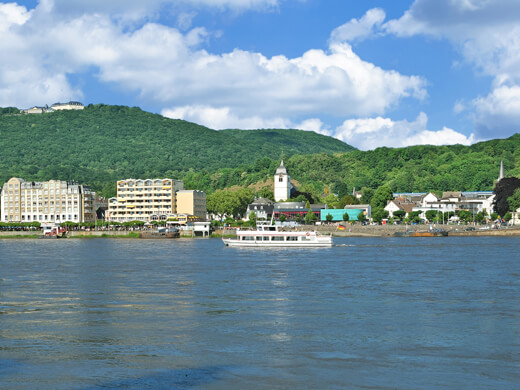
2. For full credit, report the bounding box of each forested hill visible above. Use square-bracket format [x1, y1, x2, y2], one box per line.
[1, 103, 519, 199]
[181, 133, 520, 199]
[0, 104, 354, 194]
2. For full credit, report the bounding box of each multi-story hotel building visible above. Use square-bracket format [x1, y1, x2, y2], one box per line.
[106, 178, 197, 222]
[1, 177, 105, 223]
[176, 190, 207, 219]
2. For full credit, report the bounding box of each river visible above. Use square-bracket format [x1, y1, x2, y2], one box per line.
[1, 237, 519, 389]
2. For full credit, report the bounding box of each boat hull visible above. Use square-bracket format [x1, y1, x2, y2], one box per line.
[223, 222, 333, 248]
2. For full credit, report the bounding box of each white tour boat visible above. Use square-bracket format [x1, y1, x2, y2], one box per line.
[222, 222, 333, 248]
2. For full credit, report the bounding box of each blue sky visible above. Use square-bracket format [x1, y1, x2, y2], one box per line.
[1, 0, 519, 150]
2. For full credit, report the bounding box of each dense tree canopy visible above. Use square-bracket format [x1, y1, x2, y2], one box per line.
[494, 177, 520, 216]
[0, 105, 352, 197]
[507, 188, 520, 212]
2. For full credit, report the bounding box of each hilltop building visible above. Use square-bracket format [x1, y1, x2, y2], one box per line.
[23, 105, 54, 114]
[274, 160, 291, 201]
[22, 101, 84, 114]
[106, 179, 206, 223]
[51, 101, 84, 111]
[1, 177, 105, 223]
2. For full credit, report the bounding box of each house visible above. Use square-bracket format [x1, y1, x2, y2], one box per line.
[245, 197, 274, 220]
[384, 198, 415, 218]
[441, 191, 462, 202]
[510, 208, 520, 226]
[412, 191, 495, 220]
[421, 192, 439, 206]
[352, 188, 363, 200]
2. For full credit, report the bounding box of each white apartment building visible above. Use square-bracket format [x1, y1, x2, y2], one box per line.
[106, 178, 186, 222]
[1, 177, 103, 223]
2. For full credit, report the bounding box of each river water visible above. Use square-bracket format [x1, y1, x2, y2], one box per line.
[0, 237, 519, 389]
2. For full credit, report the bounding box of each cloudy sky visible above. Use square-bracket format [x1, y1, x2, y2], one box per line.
[1, 0, 519, 150]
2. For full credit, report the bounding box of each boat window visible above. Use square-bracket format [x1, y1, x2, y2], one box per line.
[263, 236, 270, 241]
[271, 236, 284, 241]
[256, 236, 263, 241]
[286, 236, 298, 241]
[241, 236, 254, 241]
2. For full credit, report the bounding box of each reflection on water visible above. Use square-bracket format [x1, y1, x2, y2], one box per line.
[1, 237, 519, 389]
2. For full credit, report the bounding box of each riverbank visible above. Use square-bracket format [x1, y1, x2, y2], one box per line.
[2, 225, 520, 238]
[317, 224, 520, 237]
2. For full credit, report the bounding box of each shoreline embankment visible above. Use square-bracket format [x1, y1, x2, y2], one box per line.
[317, 224, 520, 237]
[2, 225, 520, 239]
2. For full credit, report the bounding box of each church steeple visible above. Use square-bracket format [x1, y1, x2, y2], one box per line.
[498, 160, 504, 182]
[276, 160, 287, 175]
[274, 160, 291, 201]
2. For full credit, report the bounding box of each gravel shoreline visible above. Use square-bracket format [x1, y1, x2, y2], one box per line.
[314, 224, 520, 237]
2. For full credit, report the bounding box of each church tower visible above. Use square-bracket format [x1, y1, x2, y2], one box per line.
[274, 160, 291, 201]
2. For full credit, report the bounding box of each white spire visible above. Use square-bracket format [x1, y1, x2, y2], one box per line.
[498, 160, 504, 182]
[275, 160, 287, 175]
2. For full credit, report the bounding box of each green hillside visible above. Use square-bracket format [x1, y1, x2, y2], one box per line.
[183, 134, 520, 198]
[0, 104, 354, 195]
[1, 103, 519, 199]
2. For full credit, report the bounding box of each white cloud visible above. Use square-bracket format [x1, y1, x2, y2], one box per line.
[162, 105, 291, 129]
[385, 0, 520, 81]
[384, 0, 520, 138]
[162, 105, 328, 134]
[473, 85, 520, 138]
[330, 8, 386, 43]
[0, 1, 426, 118]
[163, 105, 475, 151]
[118, 40, 424, 118]
[0, 2, 30, 30]
[0, 2, 80, 107]
[332, 112, 475, 150]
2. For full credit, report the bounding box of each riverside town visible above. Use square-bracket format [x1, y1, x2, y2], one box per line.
[2, 150, 520, 238]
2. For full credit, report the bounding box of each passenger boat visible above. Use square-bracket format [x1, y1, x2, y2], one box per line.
[222, 222, 333, 247]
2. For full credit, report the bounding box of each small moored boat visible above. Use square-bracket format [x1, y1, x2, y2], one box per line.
[39, 225, 67, 239]
[394, 230, 448, 237]
[222, 222, 333, 248]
